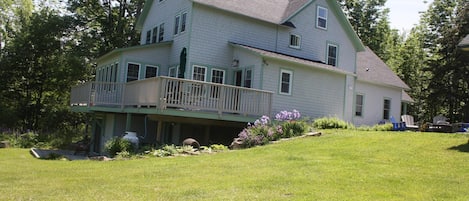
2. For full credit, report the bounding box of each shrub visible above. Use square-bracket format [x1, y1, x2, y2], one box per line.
[10, 132, 39, 148]
[356, 123, 393, 131]
[209, 144, 228, 151]
[312, 117, 354, 129]
[105, 137, 133, 157]
[281, 120, 308, 138]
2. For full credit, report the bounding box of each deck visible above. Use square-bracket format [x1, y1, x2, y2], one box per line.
[71, 76, 273, 118]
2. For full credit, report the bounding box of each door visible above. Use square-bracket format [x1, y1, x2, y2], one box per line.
[234, 70, 242, 86]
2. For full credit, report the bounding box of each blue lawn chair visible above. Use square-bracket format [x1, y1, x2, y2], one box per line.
[390, 116, 406, 131]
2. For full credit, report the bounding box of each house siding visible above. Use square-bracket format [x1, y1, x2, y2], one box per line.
[189, 4, 278, 70]
[262, 59, 346, 119]
[354, 81, 403, 125]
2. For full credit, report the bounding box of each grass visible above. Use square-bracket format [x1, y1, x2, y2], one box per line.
[1, 130, 469, 200]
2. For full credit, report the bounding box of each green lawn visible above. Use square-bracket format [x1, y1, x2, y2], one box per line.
[1, 130, 468, 201]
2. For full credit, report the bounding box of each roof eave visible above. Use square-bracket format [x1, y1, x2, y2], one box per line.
[136, 0, 154, 31]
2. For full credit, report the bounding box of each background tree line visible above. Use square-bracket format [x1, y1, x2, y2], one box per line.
[0, 0, 467, 141]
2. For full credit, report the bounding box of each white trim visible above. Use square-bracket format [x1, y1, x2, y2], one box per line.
[126, 62, 141, 82]
[168, 66, 179, 77]
[211, 68, 226, 84]
[289, 33, 301, 49]
[279, 69, 293, 95]
[327, 43, 338, 66]
[192, 65, 207, 82]
[145, 65, 159, 78]
[174, 14, 180, 35]
[316, 6, 328, 30]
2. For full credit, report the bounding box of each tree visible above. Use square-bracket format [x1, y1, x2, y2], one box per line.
[420, 0, 469, 122]
[0, 8, 85, 132]
[338, 0, 393, 60]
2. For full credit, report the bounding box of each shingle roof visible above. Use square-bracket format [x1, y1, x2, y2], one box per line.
[357, 47, 410, 90]
[191, 0, 309, 24]
[231, 43, 353, 76]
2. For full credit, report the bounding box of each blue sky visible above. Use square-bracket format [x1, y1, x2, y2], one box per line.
[386, 0, 434, 32]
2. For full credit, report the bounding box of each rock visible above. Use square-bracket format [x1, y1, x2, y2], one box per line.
[229, 138, 244, 150]
[182, 138, 200, 149]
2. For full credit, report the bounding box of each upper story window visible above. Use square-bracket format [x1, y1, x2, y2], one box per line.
[152, 27, 158, 43]
[327, 43, 338, 66]
[145, 65, 158, 78]
[174, 15, 180, 35]
[355, 94, 364, 117]
[192, 65, 207, 81]
[279, 69, 293, 95]
[158, 23, 165, 42]
[211, 69, 225, 84]
[146, 30, 151, 44]
[181, 13, 187, 33]
[127, 63, 140, 82]
[383, 99, 391, 120]
[316, 6, 328, 30]
[289, 34, 301, 49]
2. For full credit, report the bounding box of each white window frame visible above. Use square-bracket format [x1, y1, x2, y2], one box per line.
[279, 69, 293, 95]
[158, 23, 165, 42]
[112, 63, 118, 82]
[180, 12, 187, 33]
[383, 98, 391, 120]
[327, 43, 338, 67]
[192, 65, 207, 82]
[211, 68, 225, 84]
[152, 26, 158, 43]
[145, 30, 151, 44]
[126, 62, 140, 82]
[168, 66, 178, 77]
[289, 34, 301, 49]
[244, 69, 252, 88]
[355, 94, 364, 117]
[174, 15, 180, 35]
[316, 6, 328, 30]
[145, 65, 158, 78]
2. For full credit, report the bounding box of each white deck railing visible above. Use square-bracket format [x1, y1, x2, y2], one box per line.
[70, 76, 273, 117]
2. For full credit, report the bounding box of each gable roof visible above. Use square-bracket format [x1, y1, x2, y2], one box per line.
[136, 0, 365, 51]
[458, 34, 469, 51]
[231, 43, 354, 76]
[357, 47, 409, 90]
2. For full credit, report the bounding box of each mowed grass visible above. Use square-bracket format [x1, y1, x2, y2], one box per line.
[1, 130, 469, 201]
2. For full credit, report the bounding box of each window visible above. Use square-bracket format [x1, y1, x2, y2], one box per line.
[279, 69, 293, 95]
[317, 6, 328, 29]
[169, 66, 178, 77]
[192, 65, 206, 81]
[127, 63, 140, 82]
[174, 15, 180, 35]
[181, 13, 187, 33]
[211, 69, 225, 84]
[112, 63, 118, 82]
[289, 34, 301, 49]
[383, 99, 391, 120]
[327, 43, 338, 66]
[152, 27, 158, 43]
[158, 23, 164, 42]
[146, 30, 151, 44]
[145, 65, 158, 78]
[355, 94, 364, 117]
[244, 69, 252, 88]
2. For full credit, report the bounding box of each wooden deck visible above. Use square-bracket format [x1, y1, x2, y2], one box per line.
[71, 76, 273, 117]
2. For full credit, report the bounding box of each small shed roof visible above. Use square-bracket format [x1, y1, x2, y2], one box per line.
[357, 47, 410, 90]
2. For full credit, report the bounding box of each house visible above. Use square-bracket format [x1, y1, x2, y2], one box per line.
[70, 0, 410, 153]
[355, 47, 412, 125]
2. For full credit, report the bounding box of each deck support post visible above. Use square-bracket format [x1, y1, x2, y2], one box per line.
[125, 113, 132, 131]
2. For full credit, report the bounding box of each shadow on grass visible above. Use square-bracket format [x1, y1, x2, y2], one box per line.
[448, 142, 469, 153]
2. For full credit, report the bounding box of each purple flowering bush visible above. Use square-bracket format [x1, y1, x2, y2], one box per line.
[236, 110, 308, 148]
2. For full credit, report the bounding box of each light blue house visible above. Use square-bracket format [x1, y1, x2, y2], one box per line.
[70, 0, 410, 152]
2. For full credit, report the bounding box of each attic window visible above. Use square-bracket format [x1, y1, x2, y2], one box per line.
[316, 6, 328, 30]
[145, 30, 151, 44]
[158, 23, 165, 42]
[289, 34, 301, 49]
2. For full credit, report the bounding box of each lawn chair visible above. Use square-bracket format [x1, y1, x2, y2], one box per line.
[390, 116, 406, 131]
[401, 115, 419, 131]
[427, 115, 453, 133]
